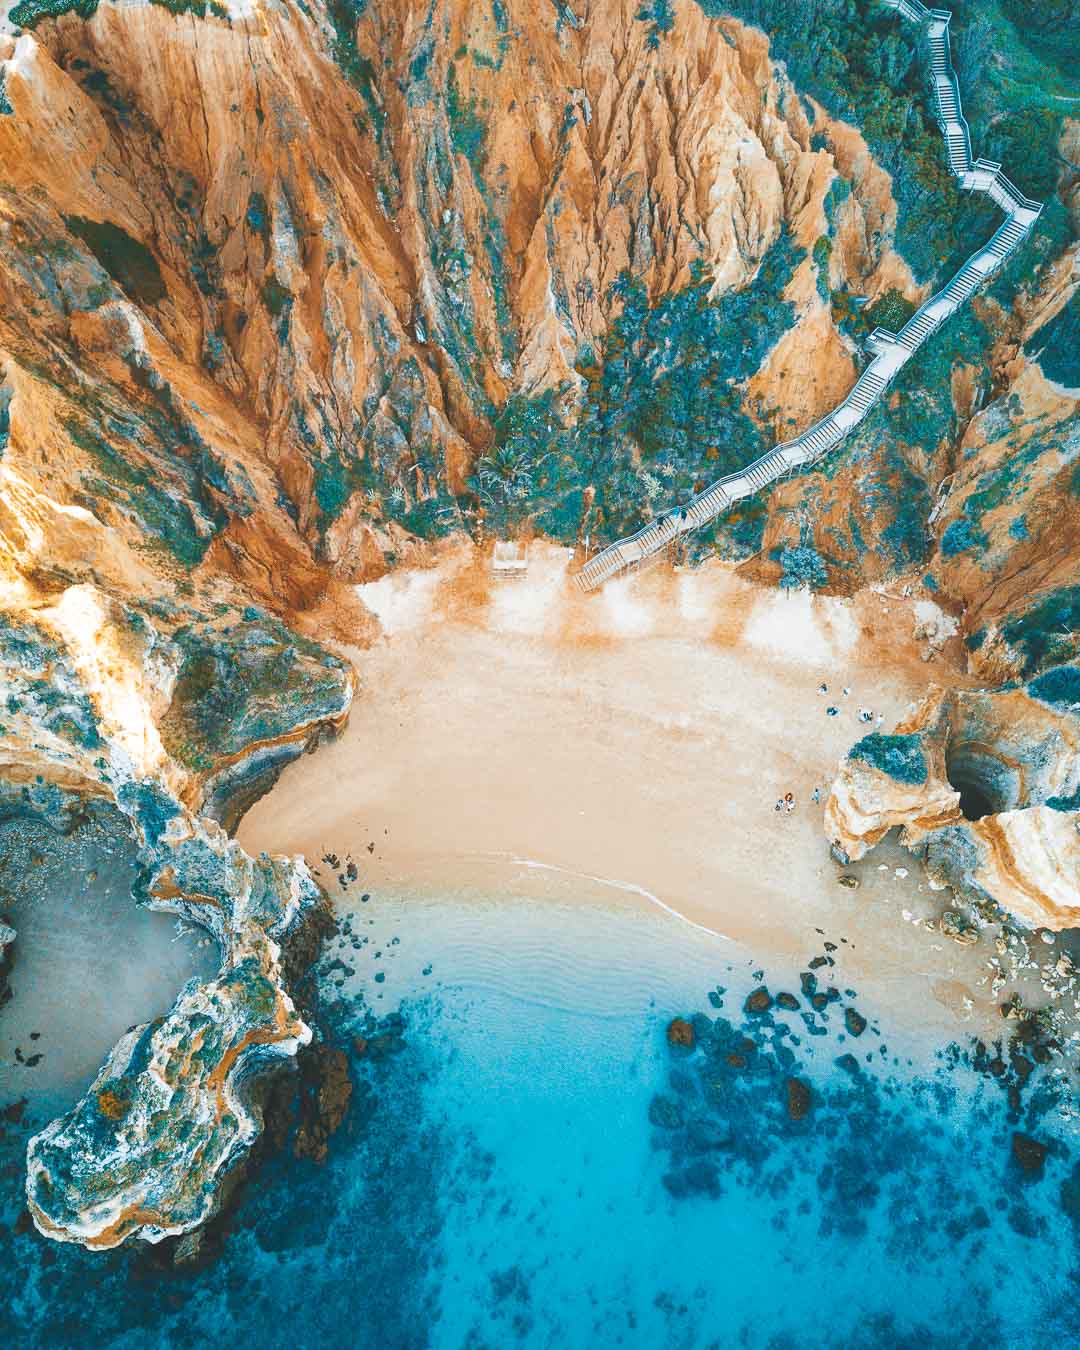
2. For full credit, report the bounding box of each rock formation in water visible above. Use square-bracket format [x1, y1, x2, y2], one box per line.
[0, 916, 13, 1006]
[0, 576, 352, 1245]
[0, 0, 1075, 1248]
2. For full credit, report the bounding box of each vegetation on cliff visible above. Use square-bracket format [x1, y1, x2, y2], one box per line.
[707, 0, 1068, 285]
[162, 612, 353, 774]
[850, 732, 928, 786]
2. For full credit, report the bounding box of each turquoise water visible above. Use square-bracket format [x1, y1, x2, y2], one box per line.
[2, 890, 1079, 1348]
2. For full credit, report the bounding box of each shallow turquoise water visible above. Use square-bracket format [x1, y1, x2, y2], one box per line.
[2, 891, 1079, 1348]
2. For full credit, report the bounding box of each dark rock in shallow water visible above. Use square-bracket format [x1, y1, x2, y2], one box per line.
[745, 987, 773, 1015]
[785, 1077, 812, 1121]
[648, 1095, 684, 1130]
[800, 972, 818, 998]
[808, 955, 828, 970]
[844, 1007, 867, 1037]
[1060, 1162, 1080, 1224]
[666, 1017, 695, 1050]
[662, 1160, 721, 1200]
[669, 1068, 697, 1098]
[775, 992, 800, 1011]
[835, 1053, 861, 1075]
[776, 1044, 796, 1070]
[1011, 1133, 1048, 1176]
[691, 1013, 714, 1044]
[686, 1117, 731, 1152]
[1008, 1204, 1045, 1239]
[293, 1045, 353, 1165]
[811, 993, 828, 1012]
[1, 1096, 28, 1126]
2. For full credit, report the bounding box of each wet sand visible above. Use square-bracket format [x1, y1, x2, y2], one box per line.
[239, 542, 1008, 1045]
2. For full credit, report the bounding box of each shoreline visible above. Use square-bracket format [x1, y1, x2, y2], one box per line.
[238, 542, 1028, 1054]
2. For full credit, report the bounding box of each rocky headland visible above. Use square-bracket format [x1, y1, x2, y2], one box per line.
[0, 0, 1076, 1252]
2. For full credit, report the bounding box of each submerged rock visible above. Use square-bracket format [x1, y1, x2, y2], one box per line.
[745, 987, 773, 1015]
[648, 1095, 684, 1130]
[844, 1008, 867, 1038]
[785, 1077, 812, 1122]
[686, 1117, 732, 1152]
[0, 918, 14, 1007]
[775, 992, 800, 1012]
[1011, 1133, 1048, 1177]
[293, 1045, 353, 1164]
[1060, 1163, 1080, 1224]
[666, 1017, 696, 1050]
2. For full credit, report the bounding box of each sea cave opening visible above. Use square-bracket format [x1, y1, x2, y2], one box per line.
[945, 745, 1019, 822]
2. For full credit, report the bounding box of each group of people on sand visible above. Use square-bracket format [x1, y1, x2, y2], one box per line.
[774, 793, 796, 814]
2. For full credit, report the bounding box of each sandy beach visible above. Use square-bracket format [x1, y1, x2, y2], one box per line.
[239, 542, 1007, 1042]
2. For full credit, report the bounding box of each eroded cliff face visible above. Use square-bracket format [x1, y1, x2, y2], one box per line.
[0, 567, 353, 1246]
[0, 0, 933, 581]
[0, 0, 1076, 1249]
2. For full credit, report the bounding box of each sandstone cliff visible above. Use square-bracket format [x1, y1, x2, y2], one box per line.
[826, 675, 1080, 931]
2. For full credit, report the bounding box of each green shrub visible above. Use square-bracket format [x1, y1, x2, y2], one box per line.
[696, 0, 1023, 281]
[864, 287, 917, 332]
[1026, 292, 1080, 392]
[448, 64, 487, 174]
[8, 0, 97, 30]
[637, 0, 676, 48]
[1001, 586, 1080, 677]
[850, 732, 928, 785]
[260, 274, 292, 318]
[1027, 664, 1080, 709]
[64, 216, 166, 306]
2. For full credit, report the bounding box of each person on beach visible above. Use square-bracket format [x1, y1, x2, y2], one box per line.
[784, 793, 796, 813]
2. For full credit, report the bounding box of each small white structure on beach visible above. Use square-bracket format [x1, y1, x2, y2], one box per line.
[492, 539, 529, 576]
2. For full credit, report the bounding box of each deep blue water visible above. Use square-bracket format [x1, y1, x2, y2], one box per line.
[2, 892, 1079, 1349]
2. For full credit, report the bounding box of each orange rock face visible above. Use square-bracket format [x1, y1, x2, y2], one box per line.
[826, 679, 1080, 931]
[0, 0, 927, 603]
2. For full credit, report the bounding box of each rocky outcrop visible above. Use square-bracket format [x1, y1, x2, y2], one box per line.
[826, 673, 1080, 930]
[0, 917, 14, 1007]
[26, 787, 321, 1248]
[0, 572, 352, 1247]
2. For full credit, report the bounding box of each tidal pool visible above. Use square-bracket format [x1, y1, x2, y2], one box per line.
[0, 809, 217, 1106]
[1, 882, 1077, 1348]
